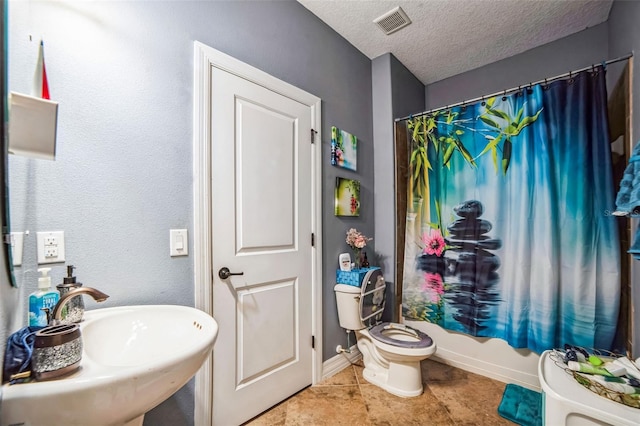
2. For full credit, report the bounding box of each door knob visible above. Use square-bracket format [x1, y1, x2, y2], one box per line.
[218, 267, 244, 280]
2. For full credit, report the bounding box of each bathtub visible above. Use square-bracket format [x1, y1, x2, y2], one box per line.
[404, 320, 540, 390]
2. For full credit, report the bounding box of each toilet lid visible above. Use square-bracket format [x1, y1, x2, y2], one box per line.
[368, 322, 433, 349]
[359, 268, 386, 327]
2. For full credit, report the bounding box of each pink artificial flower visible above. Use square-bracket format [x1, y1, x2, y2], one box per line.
[422, 229, 446, 257]
[346, 228, 371, 249]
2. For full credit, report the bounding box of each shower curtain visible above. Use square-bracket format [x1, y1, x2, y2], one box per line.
[402, 68, 621, 354]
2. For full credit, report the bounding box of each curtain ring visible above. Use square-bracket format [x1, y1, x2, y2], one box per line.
[568, 71, 574, 84]
[481, 97, 486, 106]
[526, 83, 533, 95]
[502, 90, 507, 101]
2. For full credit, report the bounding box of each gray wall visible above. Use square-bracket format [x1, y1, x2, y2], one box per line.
[372, 54, 394, 321]
[372, 53, 424, 321]
[608, 0, 640, 357]
[425, 23, 609, 110]
[4, 1, 373, 424]
[391, 55, 426, 120]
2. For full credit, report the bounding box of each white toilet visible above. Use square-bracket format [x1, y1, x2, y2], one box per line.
[334, 268, 436, 397]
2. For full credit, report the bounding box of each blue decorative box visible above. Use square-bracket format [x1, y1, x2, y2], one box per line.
[336, 267, 380, 287]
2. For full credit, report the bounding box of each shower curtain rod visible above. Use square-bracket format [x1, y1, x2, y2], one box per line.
[395, 52, 633, 122]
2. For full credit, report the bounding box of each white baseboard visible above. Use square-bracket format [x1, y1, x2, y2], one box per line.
[405, 320, 541, 391]
[321, 345, 362, 381]
[431, 348, 540, 391]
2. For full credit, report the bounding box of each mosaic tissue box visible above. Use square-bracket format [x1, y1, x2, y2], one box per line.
[336, 267, 380, 287]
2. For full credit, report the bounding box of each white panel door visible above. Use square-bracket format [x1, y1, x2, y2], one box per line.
[211, 67, 313, 426]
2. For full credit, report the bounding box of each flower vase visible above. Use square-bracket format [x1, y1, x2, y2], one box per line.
[352, 248, 362, 270]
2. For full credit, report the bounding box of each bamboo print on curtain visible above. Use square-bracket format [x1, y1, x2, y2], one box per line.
[402, 69, 621, 354]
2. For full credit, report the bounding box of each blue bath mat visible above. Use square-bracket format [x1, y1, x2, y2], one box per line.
[497, 383, 542, 426]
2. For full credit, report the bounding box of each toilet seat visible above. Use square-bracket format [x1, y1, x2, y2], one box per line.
[356, 269, 434, 351]
[369, 322, 433, 349]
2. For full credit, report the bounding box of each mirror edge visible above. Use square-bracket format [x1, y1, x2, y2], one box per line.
[1, 0, 15, 287]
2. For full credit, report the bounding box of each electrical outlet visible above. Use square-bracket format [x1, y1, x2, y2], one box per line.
[37, 231, 65, 264]
[44, 245, 58, 258]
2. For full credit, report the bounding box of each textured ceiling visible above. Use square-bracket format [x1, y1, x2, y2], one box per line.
[297, 0, 613, 84]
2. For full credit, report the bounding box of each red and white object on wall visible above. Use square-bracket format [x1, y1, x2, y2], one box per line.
[32, 40, 50, 100]
[9, 39, 58, 160]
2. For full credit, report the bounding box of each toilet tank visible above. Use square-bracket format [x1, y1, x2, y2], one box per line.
[334, 284, 365, 331]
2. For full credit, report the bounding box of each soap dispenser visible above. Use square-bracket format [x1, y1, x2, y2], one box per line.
[29, 268, 60, 327]
[361, 252, 370, 268]
[56, 265, 85, 323]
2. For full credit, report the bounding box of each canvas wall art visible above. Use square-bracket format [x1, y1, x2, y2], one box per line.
[335, 177, 360, 216]
[331, 126, 357, 171]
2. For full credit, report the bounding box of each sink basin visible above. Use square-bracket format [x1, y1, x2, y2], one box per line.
[1, 305, 218, 426]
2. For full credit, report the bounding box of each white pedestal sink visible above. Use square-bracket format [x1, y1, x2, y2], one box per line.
[1, 305, 218, 426]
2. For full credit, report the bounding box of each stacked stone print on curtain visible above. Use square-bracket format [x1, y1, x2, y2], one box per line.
[402, 68, 621, 353]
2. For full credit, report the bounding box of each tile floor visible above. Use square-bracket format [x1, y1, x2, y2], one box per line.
[245, 359, 513, 425]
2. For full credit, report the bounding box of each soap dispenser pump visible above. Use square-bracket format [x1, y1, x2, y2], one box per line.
[28, 267, 60, 327]
[56, 265, 85, 323]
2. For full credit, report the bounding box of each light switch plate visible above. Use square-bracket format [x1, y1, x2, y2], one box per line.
[37, 231, 65, 264]
[170, 229, 188, 257]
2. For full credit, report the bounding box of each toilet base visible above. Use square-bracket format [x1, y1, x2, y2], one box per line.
[357, 333, 430, 398]
[362, 360, 424, 398]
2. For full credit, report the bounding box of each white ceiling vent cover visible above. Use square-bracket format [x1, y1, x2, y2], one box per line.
[373, 6, 411, 35]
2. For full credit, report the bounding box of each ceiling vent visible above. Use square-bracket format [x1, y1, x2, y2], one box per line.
[373, 6, 411, 35]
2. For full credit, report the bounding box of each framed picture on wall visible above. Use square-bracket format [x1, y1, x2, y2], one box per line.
[335, 177, 360, 216]
[331, 126, 357, 171]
